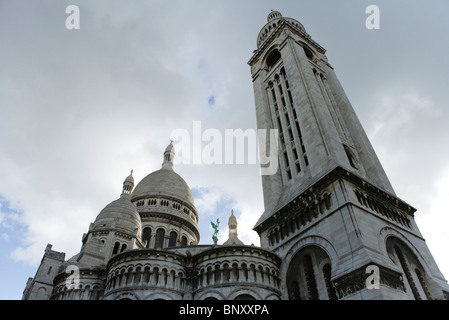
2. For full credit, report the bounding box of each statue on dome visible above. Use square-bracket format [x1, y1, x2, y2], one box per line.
[210, 218, 220, 245]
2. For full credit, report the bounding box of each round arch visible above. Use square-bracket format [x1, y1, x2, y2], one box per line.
[378, 226, 433, 275]
[261, 42, 283, 69]
[227, 287, 263, 300]
[264, 293, 281, 300]
[282, 236, 339, 300]
[383, 233, 434, 300]
[195, 289, 226, 301]
[143, 292, 178, 300]
[281, 235, 339, 282]
[115, 291, 139, 300]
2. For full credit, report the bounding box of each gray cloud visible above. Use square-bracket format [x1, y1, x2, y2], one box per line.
[1, 0, 449, 298]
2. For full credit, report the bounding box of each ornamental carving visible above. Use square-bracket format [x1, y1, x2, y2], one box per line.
[333, 264, 405, 298]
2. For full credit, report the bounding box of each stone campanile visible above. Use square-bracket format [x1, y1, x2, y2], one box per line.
[249, 11, 449, 300]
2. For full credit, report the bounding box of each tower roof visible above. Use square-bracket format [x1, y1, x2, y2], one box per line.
[253, 10, 308, 52]
[223, 209, 244, 246]
[124, 170, 134, 184]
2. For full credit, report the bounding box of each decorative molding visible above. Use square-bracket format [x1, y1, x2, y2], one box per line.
[254, 165, 416, 235]
[333, 264, 405, 299]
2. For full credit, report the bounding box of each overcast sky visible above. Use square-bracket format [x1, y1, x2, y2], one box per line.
[1, 0, 449, 300]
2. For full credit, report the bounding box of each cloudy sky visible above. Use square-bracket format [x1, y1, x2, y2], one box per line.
[1, 0, 449, 299]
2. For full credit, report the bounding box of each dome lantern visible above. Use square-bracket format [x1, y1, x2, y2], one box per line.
[162, 140, 175, 170]
[223, 209, 244, 246]
[267, 10, 282, 22]
[121, 170, 134, 198]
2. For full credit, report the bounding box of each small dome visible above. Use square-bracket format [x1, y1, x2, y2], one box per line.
[93, 197, 141, 235]
[131, 168, 195, 208]
[267, 10, 282, 22]
[228, 209, 237, 226]
[124, 170, 134, 184]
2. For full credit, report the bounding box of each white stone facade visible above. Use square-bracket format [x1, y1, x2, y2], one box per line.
[22, 11, 449, 300]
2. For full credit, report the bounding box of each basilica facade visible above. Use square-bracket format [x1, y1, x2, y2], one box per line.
[22, 11, 449, 300]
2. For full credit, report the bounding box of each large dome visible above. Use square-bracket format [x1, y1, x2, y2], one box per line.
[131, 168, 195, 208]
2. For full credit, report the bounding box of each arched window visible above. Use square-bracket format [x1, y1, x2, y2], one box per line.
[112, 242, 120, 255]
[266, 49, 281, 69]
[36, 287, 47, 299]
[168, 231, 177, 247]
[142, 227, 151, 248]
[181, 236, 188, 246]
[287, 246, 334, 300]
[120, 243, 127, 252]
[303, 46, 314, 60]
[344, 145, 358, 169]
[154, 228, 165, 249]
[387, 237, 432, 300]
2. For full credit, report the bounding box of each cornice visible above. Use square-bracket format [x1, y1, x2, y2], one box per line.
[254, 166, 416, 234]
[248, 19, 326, 66]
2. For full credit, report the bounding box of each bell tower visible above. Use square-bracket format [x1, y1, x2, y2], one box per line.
[249, 11, 449, 300]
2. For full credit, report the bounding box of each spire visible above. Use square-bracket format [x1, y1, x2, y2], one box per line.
[228, 209, 238, 237]
[162, 140, 175, 170]
[223, 209, 244, 246]
[121, 170, 134, 198]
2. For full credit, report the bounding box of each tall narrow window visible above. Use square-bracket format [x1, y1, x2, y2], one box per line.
[289, 280, 301, 300]
[415, 269, 432, 300]
[154, 228, 165, 249]
[344, 145, 358, 169]
[112, 242, 120, 255]
[142, 227, 152, 248]
[168, 231, 177, 247]
[304, 255, 319, 300]
[323, 264, 338, 300]
[281, 67, 309, 170]
[395, 245, 421, 300]
[296, 121, 308, 166]
[181, 236, 188, 246]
